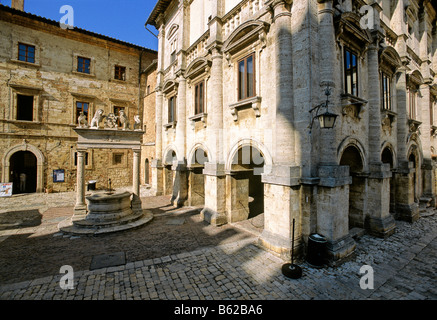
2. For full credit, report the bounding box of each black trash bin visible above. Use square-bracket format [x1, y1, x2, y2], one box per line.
[306, 233, 327, 267]
[87, 180, 97, 191]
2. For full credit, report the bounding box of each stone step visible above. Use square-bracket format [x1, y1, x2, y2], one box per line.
[72, 211, 144, 228]
[419, 197, 433, 208]
[58, 211, 153, 235]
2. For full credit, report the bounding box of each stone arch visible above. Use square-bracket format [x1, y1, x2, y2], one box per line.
[407, 142, 422, 202]
[162, 146, 178, 196]
[381, 142, 397, 169]
[381, 143, 396, 214]
[187, 143, 210, 206]
[225, 138, 273, 173]
[162, 145, 179, 165]
[187, 143, 211, 167]
[226, 138, 272, 222]
[337, 137, 368, 173]
[339, 143, 366, 229]
[2, 142, 45, 193]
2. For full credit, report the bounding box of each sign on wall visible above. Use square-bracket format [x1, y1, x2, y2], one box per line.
[0, 183, 13, 197]
[53, 169, 65, 183]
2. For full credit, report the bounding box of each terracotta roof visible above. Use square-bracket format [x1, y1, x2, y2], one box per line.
[0, 3, 156, 54]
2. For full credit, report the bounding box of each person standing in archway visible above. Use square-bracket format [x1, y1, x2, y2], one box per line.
[19, 172, 26, 192]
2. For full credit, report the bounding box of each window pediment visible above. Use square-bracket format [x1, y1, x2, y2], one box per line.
[167, 24, 179, 40]
[407, 70, 424, 87]
[163, 79, 178, 95]
[379, 46, 402, 74]
[335, 12, 372, 49]
[223, 20, 270, 58]
[185, 57, 212, 80]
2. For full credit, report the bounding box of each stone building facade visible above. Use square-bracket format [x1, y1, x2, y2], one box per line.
[0, 3, 157, 194]
[147, 0, 437, 262]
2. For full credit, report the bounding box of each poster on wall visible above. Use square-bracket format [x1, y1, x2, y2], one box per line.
[53, 169, 65, 183]
[0, 183, 13, 197]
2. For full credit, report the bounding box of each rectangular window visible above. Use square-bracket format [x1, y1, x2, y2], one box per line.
[77, 56, 91, 74]
[76, 101, 89, 123]
[194, 81, 204, 115]
[114, 65, 126, 80]
[409, 88, 416, 119]
[17, 94, 33, 121]
[381, 73, 391, 111]
[238, 53, 256, 100]
[344, 48, 358, 96]
[168, 96, 176, 123]
[113, 153, 123, 165]
[114, 106, 125, 127]
[74, 152, 89, 166]
[18, 43, 35, 63]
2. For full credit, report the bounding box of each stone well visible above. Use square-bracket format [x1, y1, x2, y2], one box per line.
[59, 191, 153, 235]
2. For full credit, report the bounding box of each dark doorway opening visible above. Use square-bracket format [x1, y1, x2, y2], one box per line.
[17, 94, 34, 121]
[10, 151, 37, 194]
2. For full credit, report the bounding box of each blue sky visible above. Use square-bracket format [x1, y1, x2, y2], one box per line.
[0, 0, 159, 50]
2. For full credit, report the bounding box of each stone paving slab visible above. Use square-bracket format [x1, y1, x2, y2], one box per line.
[0, 192, 436, 303]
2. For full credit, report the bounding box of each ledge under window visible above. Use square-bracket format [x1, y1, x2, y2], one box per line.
[164, 121, 177, 130]
[229, 96, 261, 121]
[381, 109, 397, 127]
[341, 94, 367, 119]
[408, 118, 422, 133]
[431, 125, 437, 137]
[189, 113, 207, 127]
[10, 59, 41, 68]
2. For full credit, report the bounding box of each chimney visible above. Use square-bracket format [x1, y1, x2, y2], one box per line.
[11, 0, 24, 11]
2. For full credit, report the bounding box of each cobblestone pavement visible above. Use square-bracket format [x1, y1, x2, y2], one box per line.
[0, 190, 436, 304]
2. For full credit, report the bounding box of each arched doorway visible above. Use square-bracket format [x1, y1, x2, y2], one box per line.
[340, 145, 366, 229]
[163, 149, 176, 196]
[228, 145, 265, 222]
[381, 147, 395, 214]
[188, 147, 208, 206]
[408, 150, 419, 202]
[10, 151, 37, 194]
[144, 158, 150, 184]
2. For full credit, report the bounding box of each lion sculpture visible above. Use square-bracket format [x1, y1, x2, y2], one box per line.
[90, 109, 105, 129]
[119, 109, 129, 130]
[77, 111, 88, 128]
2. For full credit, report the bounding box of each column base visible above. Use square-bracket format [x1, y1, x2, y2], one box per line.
[200, 207, 227, 226]
[73, 204, 87, 221]
[326, 234, 356, 265]
[395, 202, 420, 222]
[365, 214, 396, 238]
[259, 229, 303, 261]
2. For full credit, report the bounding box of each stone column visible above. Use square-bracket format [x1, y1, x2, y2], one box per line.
[317, 0, 337, 164]
[394, 67, 419, 220]
[133, 149, 140, 196]
[365, 34, 396, 237]
[419, 84, 435, 205]
[201, 46, 226, 224]
[151, 159, 163, 196]
[171, 75, 188, 207]
[308, 0, 356, 262]
[73, 149, 87, 218]
[132, 149, 142, 213]
[259, 0, 302, 260]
